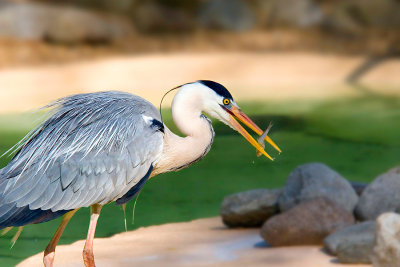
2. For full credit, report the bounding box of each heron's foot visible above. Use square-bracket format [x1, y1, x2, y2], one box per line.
[83, 248, 95, 267]
[43, 251, 55, 267]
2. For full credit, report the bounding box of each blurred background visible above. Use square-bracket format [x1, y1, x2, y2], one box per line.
[0, 0, 399, 265]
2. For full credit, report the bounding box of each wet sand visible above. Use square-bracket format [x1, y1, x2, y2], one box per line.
[18, 217, 371, 267]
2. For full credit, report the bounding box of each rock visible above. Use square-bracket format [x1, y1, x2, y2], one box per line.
[321, 6, 364, 36]
[336, 241, 373, 264]
[198, 0, 255, 31]
[0, 2, 134, 43]
[355, 167, 400, 221]
[349, 181, 368, 196]
[255, 0, 323, 28]
[99, 0, 137, 14]
[261, 197, 355, 246]
[278, 162, 358, 213]
[220, 189, 281, 227]
[340, 0, 400, 29]
[372, 213, 400, 267]
[319, 0, 400, 35]
[132, 1, 194, 33]
[324, 221, 375, 264]
[324, 221, 376, 255]
[45, 7, 133, 44]
[0, 2, 55, 40]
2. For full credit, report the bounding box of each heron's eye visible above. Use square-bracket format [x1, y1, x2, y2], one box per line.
[223, 98, 230, 105]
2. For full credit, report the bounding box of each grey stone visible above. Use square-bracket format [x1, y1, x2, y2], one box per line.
[319, 0, 400, 35]
[220, 189, 281, 227]
[0, 2, 55, 40]
[132, 2, 194, 33]
[45, 8, 133, 44]
[321, 6, 364, 35]
[261, 197, 355, 246]
[324, 221, 375, 264]
[333, 0, 400, 29]
[255, 0, 323, 28]
[279, 162, 358, 213]
[355, 167, 400, 221]
[337, 241, 373, 264]
[198, 0, 255, 31]
[372, 213, 400, 267]
[0, 2, 133, 43]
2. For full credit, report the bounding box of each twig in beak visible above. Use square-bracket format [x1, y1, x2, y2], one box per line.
[256, 122, 273, 157]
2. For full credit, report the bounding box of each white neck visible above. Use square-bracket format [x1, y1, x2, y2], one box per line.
[152, 85, 215, 175]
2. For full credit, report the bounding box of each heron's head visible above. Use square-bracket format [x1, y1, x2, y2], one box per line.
[177, 80, 281, 160]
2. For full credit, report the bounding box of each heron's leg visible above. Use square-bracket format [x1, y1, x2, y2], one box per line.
[43, 209, 78, 267]
[83, 204, 102, 267]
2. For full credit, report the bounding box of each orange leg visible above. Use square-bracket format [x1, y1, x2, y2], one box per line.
[83, 204, 102, 267]
[43, 209, 78, 267]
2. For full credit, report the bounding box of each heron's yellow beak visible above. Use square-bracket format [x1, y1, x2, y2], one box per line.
[224, 106, 281, 161]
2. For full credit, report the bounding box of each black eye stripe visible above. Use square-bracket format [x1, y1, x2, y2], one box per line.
[199, 80, 233, 100]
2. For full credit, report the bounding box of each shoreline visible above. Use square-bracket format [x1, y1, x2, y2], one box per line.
[18, 217, 371, 267]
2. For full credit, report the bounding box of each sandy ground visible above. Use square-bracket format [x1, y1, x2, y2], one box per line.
[0, 52, 399, 113]
[18, 217, 371, 267]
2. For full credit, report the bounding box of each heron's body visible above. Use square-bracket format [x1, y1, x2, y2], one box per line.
[0, 81, 280, 267]
[0, 92, 165, 228]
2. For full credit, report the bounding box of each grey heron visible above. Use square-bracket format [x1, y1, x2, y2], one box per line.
[0, 80, 280, 266]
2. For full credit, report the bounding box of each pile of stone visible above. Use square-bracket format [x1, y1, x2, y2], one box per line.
[1, 0, 399, 44]
[220, 162, 400, 265]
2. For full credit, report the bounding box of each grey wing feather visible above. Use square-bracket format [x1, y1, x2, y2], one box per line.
[0, 91, 164, 216]
[29, 182, 58, 210]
